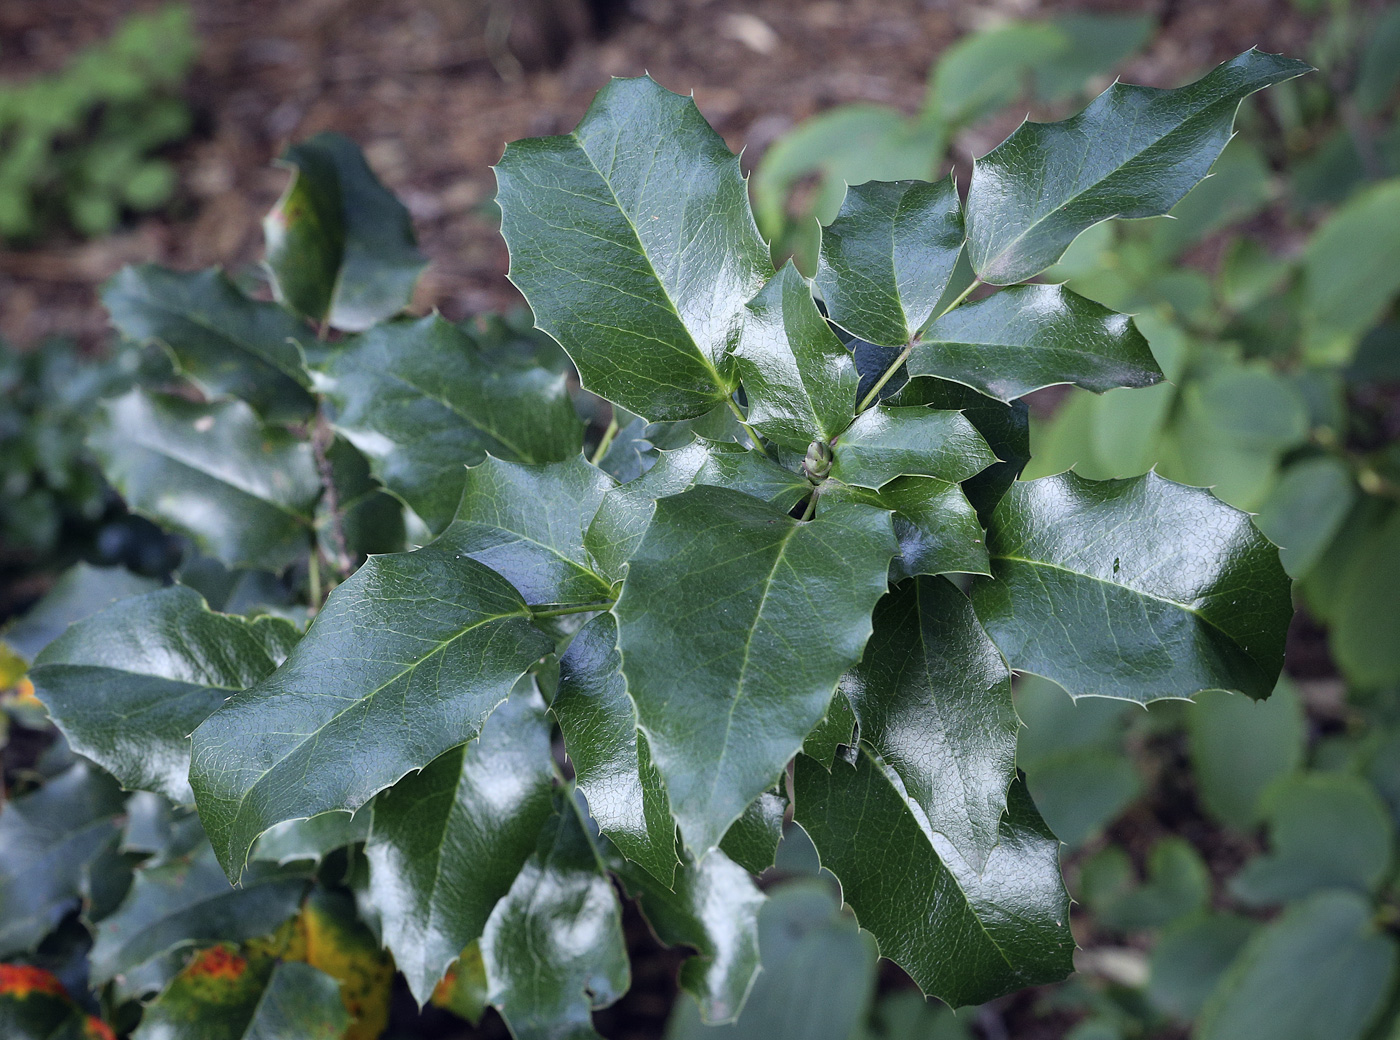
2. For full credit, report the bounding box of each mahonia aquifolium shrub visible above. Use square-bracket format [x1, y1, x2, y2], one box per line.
[11, 48, 1310, 1039]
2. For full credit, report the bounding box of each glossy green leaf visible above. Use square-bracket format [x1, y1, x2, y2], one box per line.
[132, 952, 349, 1040]
[365, 688, 556, 1003]
[496, 76, 772, 421]
[442, 455, 614, 608]
[584, 439, 810, 585]
[189, 547, 552, 878]
[1230, 773, 1395, 906]
[828, 405, 995, 490]
[319, 436, 407, 559]
[102, 265, 314, 422]
[794, 756, 1073, 1007]
[482, 799, 629, 1040]
[323, 314, 583, 533]
[264, 131, 427, 331]
[89, 843, 308, 986]
[664, 880, 876, 1040]
[31, 587, 294, 804]
[1198, 891, 1397, 1040]
[0, 965, 100, 1040]
[616, 486, 896, 854]
[614, 847, 763, 1025]
[1189, 679, 1305, 829]
[553, 613, 679, 886]
[815, 178, 964, 348]
[250, 811, 369, 867]
[973, 472, 1292, 702]
[841, 577, 1016, 868]
[90, 390, 320, 572]
[718, 790, 787, 876]
[0, 563, 159, 663]
[731, 263, 859, 451]
[908, 285, 1161, 403]
[964, 49, 1310, 283]
[827, 478, 989, 579]
[0, 763, 125, 957]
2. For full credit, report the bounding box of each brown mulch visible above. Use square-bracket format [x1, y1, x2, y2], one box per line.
[0, 0, 1323, 351]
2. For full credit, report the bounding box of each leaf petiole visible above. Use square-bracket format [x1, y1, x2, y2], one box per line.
[529, 601, 617, 619]
[590, 416, 620, 465]
[856, 278, 982, 414]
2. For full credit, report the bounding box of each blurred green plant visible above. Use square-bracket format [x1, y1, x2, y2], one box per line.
[0, 5, 198, 242]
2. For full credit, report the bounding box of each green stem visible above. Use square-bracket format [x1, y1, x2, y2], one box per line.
[725, 396, 769, 456]
[308, 552, 322, 612]
[799, 488, 820, 522]
[590, 416, 620, 465]
[529, 601, 616, 619]
[856, 277, 982, 414]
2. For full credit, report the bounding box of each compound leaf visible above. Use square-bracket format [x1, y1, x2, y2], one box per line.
[615, 485, 895, 855]
[495, 75, 772, 421]
[365, 688, 556, 1004]
[264, 132, 427, 331]
[323, 314, 583, 534]
[965, 49, 1311, 283]
[442, 455, 614, 609]
[731, 262, 859, 452]
[31, 587, 293, 804]
[189, 548, 552, 879]
[815, 178, 965, 347]
[972, 472, 1293, 702]
[829, 405, 995, 490]
[794, 756, 1073, 1007]
[843, 577, 1018, 869]
[908, 284, 1161, 403]
[103, 265, 315, 422]
[90, 390, 320, 572]
[552, 613, 679, 887]
[482, 799, 629, 1040]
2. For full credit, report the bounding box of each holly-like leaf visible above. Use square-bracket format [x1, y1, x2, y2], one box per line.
[495, 75, 772, 421]
[0, 763, 125, 957]
[971, 472, 1293, 702]
[615, 485, 896, 855]
[827, 478, 990, 579]
[31, 587, 294, 804]
[553, 614, 679, 886]
[718, 790, 787, 876]
[964, 49, 1311, 283]
[264, 132, 427, 331]
[364, 688, 556, 1004]
[90, 390, 320, 572]
[251, 811, 370, 867]
[794, 757, 1073, 1007]
[323, 314, 583, 534]
[102, 265, 315, 422]
[189, 548, 552, 878]
[131, 950, 349, 1040]
[584, 439, 810, 584]
[283, 888, 394, 1040]
[443, 456, 614, 609]
[481, 799, 629, 1040]
[0, 562, 159, 663]
[828, 405, 996, 490]
[907, 285, 1162, 403]
[0, 965, 106, 1040]
[89, 843, 308, 986]
[842, 577, 1018, 869]
[613, 847, 763, 1025]
[319, 436, 407, 560]
[730, 263, 859, 452]
[815, 178, 965, 348]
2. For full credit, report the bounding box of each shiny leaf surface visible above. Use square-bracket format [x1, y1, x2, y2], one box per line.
[90, 390, 320, 572]
[908, 284, 1161, 403]
[828, 405, 995, 490]
[323, 314, 583, 533]
[495, 76, 772, 421]
[31, 588, 294, 804]
[964, 49, 1310, 283]
[731, 263, 859, 452]
[264, 132, 427, 331]
[815, 178, 965, 347]
[365, 689, 556, 1003]
[616, 486, 896, 854]
[190, 548, 551, 878]
[794, 757, 1073, 1007]
[972, 472, 1292, 702]
[827, 478, 989, 579]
